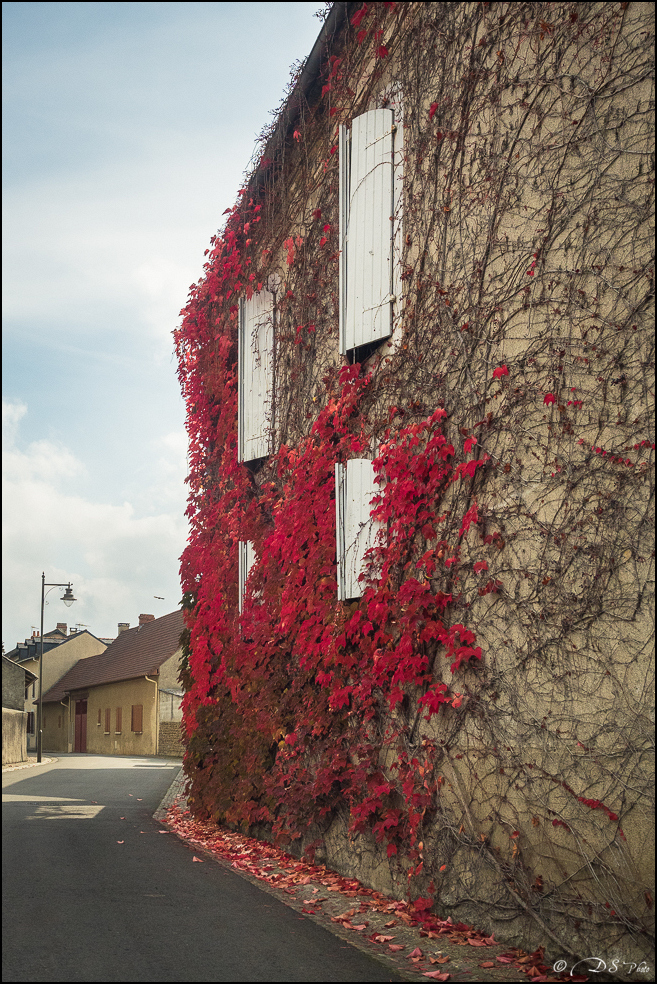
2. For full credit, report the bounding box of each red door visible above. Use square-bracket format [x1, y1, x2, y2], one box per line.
[74, 700, 87, 752]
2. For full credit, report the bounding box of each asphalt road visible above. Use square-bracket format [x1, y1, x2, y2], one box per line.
[2, 754, 404, 982]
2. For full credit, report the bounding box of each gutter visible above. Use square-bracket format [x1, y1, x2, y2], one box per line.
[145, 675, 159, 756]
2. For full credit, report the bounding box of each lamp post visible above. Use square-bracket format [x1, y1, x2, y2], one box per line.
[38, 573, 76, 763]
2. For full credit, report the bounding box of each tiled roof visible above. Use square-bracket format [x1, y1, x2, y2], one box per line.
[40, 610, 185, 703]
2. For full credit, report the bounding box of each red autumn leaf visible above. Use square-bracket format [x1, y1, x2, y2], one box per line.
[467, 938, 487, 946]
[543, 393, 556, 405]
[463, 436, 477, 453]
[293, 130, 301, 141]
[492, 365, 509, 379]
[409, 947, 424, 958]
[192, 856, 204, 862]
[422, 973, 450, 981]
[377, 44, 389, 58]
[473, 561, 488, 573]
[480, 962, 495, 968]
[389, 944, 405, 951]
[319, 237, 328, 247]
[429, 102, 438, 119]
[312, 208, 322, 220]
[351, 3, 369, 27]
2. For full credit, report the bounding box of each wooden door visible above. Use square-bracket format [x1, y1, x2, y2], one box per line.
[74, 700, 87, 752]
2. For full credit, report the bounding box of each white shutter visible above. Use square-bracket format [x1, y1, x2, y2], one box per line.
[339, 109, 394, 355]
[335, 459, 380, 601]
[239, 540, 256, 614]
[238, 288, 274, 462]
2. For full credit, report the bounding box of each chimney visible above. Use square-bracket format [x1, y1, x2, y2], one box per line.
[117, 623, 130, 634]
[138, 614, 155, 626]
[57, 623, 67, 635]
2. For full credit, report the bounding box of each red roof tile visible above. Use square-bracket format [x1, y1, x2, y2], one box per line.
[40, 610, 185, 703]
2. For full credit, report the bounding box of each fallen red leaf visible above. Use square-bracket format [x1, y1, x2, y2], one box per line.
[422, 973, 450, 981]
[389, 944, 405, 951]
[192, 856, 204, 862]
[480, 962, 495, 969]
[467, 938, 487, 946]
[409, 947, 424, 958]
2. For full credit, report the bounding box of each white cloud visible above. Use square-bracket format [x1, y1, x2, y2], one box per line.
[2, 401, 186, 651]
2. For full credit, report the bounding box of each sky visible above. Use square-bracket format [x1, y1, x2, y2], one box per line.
[2, 1, 326, 651]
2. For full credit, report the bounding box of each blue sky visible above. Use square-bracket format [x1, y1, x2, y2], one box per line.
[2, 1, 325, 650]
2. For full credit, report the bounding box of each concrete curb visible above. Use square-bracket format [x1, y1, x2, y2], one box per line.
[153, 765, 186, 821]
[2, 756, 56, 773]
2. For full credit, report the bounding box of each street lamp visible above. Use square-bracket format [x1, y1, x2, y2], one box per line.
[37, 573, 76, 762]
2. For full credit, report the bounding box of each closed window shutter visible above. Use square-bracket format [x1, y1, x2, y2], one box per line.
[239, 540, 256, 614]
[238, 287, 275, 462]
[105, 708, 111, 733]
[339, 108, 395, 355]
[131, 704, 143, 733]
[115, 707, 122, 733]
[335, 459, 380, 601]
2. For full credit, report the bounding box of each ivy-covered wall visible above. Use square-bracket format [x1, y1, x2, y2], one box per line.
[175, 1, 654, 967]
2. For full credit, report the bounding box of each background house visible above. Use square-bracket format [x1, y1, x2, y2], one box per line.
[2, 655, 37, 765]
[11, 627, 108, 752]
[175, 1, 654, 969]
[39, 610, 185, 757]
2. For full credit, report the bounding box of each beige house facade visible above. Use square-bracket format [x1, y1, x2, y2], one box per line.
[40, 611, 185, 758]
[16, 629, 107, 752]
[177, 1, 654, 971]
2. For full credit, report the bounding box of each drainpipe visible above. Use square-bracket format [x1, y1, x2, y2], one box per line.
[60, 699, 68, 752]
[145, 676, 158, 756]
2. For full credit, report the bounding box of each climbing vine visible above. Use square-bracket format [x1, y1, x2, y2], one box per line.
[175, 1, 654, 966]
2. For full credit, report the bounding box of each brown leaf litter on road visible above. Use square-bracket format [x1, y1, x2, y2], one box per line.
[165, 803, 587, 983]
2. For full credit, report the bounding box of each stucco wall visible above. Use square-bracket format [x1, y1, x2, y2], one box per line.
[2, 707, 28, 765]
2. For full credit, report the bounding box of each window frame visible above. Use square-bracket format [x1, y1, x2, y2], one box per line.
[339, 105, 402, 361]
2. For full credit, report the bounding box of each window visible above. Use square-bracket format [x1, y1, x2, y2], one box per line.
[238, 540, 256, 615]
[238, 282, 276, 463]
[339, 108, 399, 358]
[97, 708, 102, 727]
[104, 708, 111, 734]
[131, 704, 143, 733]
[115, 707, 122, 734]
[335, 458, 381, 601]
[26, 711, 35, 735]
